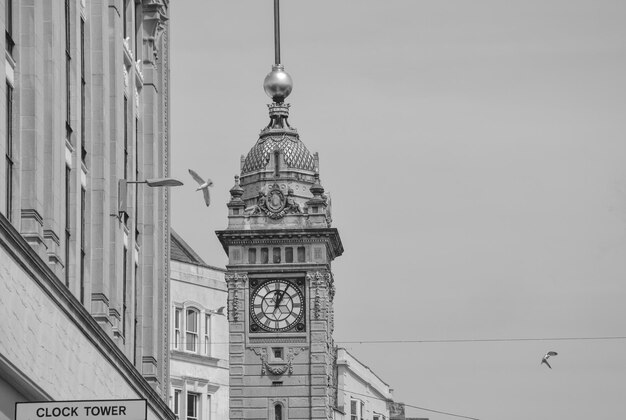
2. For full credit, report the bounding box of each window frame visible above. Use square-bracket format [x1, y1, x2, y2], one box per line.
[5, 82, 13, 222]
[274, 403, 282, 420]
[173, 307, 182, 350]
[185, 308, 199, 353]
[172, 389, 181, 420]
[350, 399, 362, 420]
[186, 392, 199, 420]
[204, 313, 211, 356]
[64, 165, 71, 287]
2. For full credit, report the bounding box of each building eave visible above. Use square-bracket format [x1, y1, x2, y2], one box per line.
[215, 227, 344, 259]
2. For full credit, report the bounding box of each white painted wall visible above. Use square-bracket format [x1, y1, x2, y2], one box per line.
[169, 261, 228, 420]
[336, 348, 393, 420]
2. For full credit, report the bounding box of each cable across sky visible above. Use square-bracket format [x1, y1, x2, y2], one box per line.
[170, 335, 626, 346]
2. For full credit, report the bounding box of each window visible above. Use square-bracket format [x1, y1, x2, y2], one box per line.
[285, 247, 293, 263]
[65, 0, 72, 133]
[134, 2, 142, 58]
[80, 18, 86, 162]
[350, 399, 362, 420]
[274, 404, 282, 420]
[134, 117, 139, 242]
[5, 83, 13, 221]
[172, 389, 181, 420]
[186, 393, 198, 420]
[122, 247, 128, 337]
[204, 314, 211, 356]
[274, 150, 280, 176]
[133, 262, 139, 364]
[185, 309, 199, 352]
[273, 347, 283, 359]
[261, 247, 269, 264]
[5, 0, 14, 55]
[297, 246, 305, 263]
[123, 97, 129, 179]
[248, 248, 256, 264]
[273, 247, 281, 263]
[123, 0, 129, 39]
[65, 166, 71, 287]
[80, 187, 86, 303]
[173, 308, 182, 349]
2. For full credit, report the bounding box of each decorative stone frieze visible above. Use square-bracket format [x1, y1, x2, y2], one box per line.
[251, 346, 306, 376]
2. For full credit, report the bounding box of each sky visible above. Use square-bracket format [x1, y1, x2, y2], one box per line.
[168, 1, 626, 419]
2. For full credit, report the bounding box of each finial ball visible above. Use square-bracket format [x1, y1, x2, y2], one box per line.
[264, 64, 293, 102]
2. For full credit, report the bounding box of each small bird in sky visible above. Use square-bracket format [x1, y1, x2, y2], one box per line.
[214, 306, 226, 316]
[541, 351, 558, 369]
[188, 169, 213, 207]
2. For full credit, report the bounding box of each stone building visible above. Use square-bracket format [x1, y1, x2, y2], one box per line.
[216, 62, 343, 420]
[169, 230, 229, 420]
[0, 1, 173, 420]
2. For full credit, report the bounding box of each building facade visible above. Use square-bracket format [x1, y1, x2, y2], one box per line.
[335, 348, 394, 420]
[216, 64, 343, 420]
[169, 230, 229, 420]
[0, 1, 173, 419]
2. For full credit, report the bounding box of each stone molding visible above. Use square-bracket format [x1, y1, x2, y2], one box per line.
[43, 229, 61, 246]
[216, 227, 343, 259]
[20, 208, 43, 225]
[248, 336, 306, 344]
[0, 353, 51, 401]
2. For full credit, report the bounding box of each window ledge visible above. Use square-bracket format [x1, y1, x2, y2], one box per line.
[171, 350, 221, 367]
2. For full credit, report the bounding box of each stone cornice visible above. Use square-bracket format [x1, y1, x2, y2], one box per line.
[215, 227, 343, 260]
[0, 214, 175, 420]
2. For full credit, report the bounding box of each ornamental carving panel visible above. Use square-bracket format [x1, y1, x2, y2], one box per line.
[251, 346, 306, 376]
[225, 273, 248, 321]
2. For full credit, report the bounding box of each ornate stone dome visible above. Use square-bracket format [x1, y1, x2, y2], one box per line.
[241, 132, 316, 174]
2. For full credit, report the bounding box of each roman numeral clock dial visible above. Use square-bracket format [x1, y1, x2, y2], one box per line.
[250, 280, 305, 332]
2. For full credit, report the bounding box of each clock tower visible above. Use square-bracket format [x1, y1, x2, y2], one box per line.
[216, 80, 343, 420]
[216, 5, 343, 418]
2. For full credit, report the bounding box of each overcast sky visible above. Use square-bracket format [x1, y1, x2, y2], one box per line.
[169, 1, 626, 419]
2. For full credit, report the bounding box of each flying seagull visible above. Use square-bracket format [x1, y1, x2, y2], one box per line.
[541, 351, 558, 369]
[214, 306, 226, 316]
[188, 169, 213, 207]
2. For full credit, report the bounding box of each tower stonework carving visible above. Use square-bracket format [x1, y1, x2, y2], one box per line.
[216, 64, 343, 420]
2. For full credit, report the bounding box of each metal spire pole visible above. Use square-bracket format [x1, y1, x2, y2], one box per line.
[274, 0, 281, 65]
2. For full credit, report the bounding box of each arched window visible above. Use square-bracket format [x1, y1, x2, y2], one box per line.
[274, 404, 282, 420]
[274, 150, 280, 176]
[185, 308, 199, 352]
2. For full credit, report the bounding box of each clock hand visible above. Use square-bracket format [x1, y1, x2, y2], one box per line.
[274, 290, 284, 309]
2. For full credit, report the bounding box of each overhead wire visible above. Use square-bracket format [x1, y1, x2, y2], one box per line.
[169, 335, 626, 346]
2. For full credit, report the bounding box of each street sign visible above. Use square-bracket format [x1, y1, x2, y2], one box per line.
[16, 400, 147, 420]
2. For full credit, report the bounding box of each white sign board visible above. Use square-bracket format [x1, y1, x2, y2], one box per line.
[15, 400, 147, 420]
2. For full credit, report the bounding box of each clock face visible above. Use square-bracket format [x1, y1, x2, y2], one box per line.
[250, 279, 304, 332]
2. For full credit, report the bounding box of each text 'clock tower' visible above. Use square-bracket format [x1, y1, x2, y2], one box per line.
[216, 4, 343, 419]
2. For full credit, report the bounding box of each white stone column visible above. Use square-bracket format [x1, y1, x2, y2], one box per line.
[18, 0, 46, 259]
[88, 0, 113, 335]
